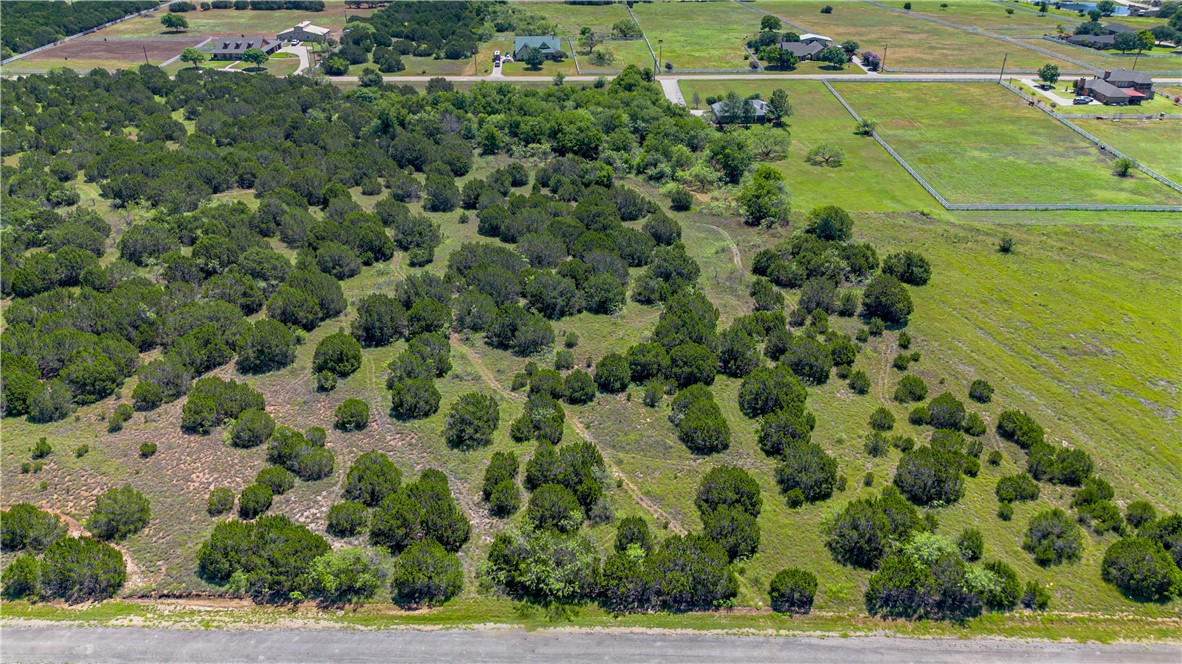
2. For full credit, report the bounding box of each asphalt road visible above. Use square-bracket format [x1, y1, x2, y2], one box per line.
[2, 626, 1178, 664]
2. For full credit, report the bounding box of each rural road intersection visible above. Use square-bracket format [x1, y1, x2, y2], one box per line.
[1, 626, 1179, 663]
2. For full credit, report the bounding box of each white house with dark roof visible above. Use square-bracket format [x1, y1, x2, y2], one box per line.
[512, 36, 564, 61]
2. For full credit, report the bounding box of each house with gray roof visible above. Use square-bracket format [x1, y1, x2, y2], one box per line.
[513, 36, 564, 61]
[780, 40, 824, 60]
[711, 98, 769, 124]
[212, 36, 281, 61]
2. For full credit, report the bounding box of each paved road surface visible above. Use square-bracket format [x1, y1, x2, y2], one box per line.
[2, 626, 1178, 663]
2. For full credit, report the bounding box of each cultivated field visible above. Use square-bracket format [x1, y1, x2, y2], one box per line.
[756, 0, 1079, 72]
[2, 37, 204, 73]
[630, 1, 754, 70]
[833, 81, 1181, 204]
[1075, 118, 1182, 184]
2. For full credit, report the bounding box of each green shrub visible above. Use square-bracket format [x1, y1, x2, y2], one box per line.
[848, 370, 870, 395]
[40, 536, 125, 601]
[256, 466, 295, 495]
[330, 398, 369, 431]
[87, 485, 151, 541]
[1022, 580, 1051, 610]
[207, 488, 234, 516]
[229, 408, 275, 449]
[1102, 537, 1182, 600]
[326, 501, 369, 537]
[444, 392, 500, 450]
[1, 554, 41, 599]
[391, 539, 463, 607]
[1023, 509, 1082, 566]
[968, 379, 993, 403]
[995, 473, 1040, 503]
[343, 452, 401, 507]
[893, 375, 927, 403]
[957, 527, 984, 561]
[238, 483, 273, 520]
[1, 504, 64, 552]
[390, 378, 440, 419]
[138, 441, 158, 458]
[869, 407, 895, 432]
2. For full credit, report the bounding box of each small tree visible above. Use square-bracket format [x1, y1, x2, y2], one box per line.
[1113, 157, 1135, 177]
[180, 47, 207, 68]
[856, 117, 879, 135]
[552, 71, 566, 87]
[769, 568, 817, 614]
[1038, 63, 1060, 86]
[761, 15, 783, 31]
[241, 47, 270, 70]
[524, 47, 545, 70]
[161, 13, 189, 32]
[444, 392, 500, 450]
[805, 143, 844, 167]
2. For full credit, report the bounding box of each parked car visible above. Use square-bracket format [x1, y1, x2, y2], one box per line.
[290, 39, 300, 46]
[1073, 96, 1093, 105]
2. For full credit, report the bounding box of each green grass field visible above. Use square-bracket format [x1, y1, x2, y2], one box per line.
[519, 1, 636, 36]
[677, 79, 936, 211]
[1074, 119, 1182, 184]
[757, 0, 1078, 72]
[631, 1, 756, 70]
[833, 81, 1180, 204]
[891, 0, 1062, 27]
[1024, 38, 1182, 76]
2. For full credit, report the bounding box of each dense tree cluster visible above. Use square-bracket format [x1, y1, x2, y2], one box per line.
[696, 465, 761, 561]
[1, 1, 157, 55]
[369, 469, 470, 554]
[826, 487, 927, 569]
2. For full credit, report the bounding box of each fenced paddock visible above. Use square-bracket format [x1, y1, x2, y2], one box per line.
[5, 37, 206, 72]
[827, 80, 1182, 211]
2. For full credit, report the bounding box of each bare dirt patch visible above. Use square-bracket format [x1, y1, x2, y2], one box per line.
[24, 37, 204, 65]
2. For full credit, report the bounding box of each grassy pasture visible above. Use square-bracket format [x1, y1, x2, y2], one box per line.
[518, 1, 636, 36]
[890, 0, 1062, 27]
[677, 79, 937, 211]
[630, 1, 756, 70]
[756, 0, 1077, 71]
[1074, 118, 1182, 184]
[2, 37, 203, 74]
[90, 6, 363, 39]
[833, 81, 1180, 204]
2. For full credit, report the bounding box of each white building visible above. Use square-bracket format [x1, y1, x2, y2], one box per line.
[278, 21, 332, 43]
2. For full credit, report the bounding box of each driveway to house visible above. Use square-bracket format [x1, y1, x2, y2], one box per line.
[2, 626, 1179, 664]
[278, 44, 310, 75]
[660, 78, 686, 105]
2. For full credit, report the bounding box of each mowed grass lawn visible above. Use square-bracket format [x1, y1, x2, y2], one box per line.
[757, 0, 1076, 71]
[677, 79, 935, 212]
[1075, 119, 1182, 184]
[631, 1, 756, 70]
[834, 82, 1180, 205]
[574, 39, 654, 72]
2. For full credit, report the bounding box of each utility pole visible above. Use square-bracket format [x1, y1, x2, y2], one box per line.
[658, 38, 663, 72]
[143, 44, 149, 64]
[881, 44, 888, 72]
[998, 52, 1007, 83]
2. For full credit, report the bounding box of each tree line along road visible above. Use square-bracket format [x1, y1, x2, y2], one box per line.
[1, 626, 1179, 663]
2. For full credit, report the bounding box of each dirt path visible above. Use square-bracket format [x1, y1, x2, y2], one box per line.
[450, 336, 687, 536]
[703, 223, 741, 269]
